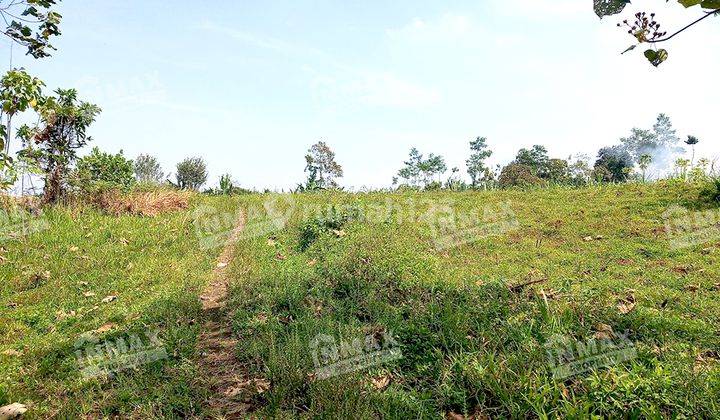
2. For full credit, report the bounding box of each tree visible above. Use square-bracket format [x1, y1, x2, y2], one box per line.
[174, 157, 207, 190]
[420, 154, 447, 185]
[75, 147, 135, 191]
[396, 147, 423, 187]
[466, 137, 493, 187]
[498, 163, 543, 188]
[19, 88, 100, 203]
[685, 135, 699, 165]
[1, 0, 62, 59]
[638, 153, 652, 182]
[395, 148, 447, 188]
[619, 113, 683, 175]
[594, 146, 634, 182]
[0, 69, 45, 188]
[545, 159, 571, 184]
[304, 141, 343, 189]
[594, 1, 720, 67]
[568, 154, 594, 186]
[514, 145, 549, 176]
[134, 154, 165, 184]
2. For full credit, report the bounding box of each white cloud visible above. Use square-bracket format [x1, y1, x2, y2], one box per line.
[353, 73, 440, 108]
[387, 13, 476, 42]
[491, 0, 585, 19]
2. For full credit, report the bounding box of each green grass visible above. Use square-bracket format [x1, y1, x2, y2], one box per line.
[2, 182, 719, 418]
[0, 196, 240, 418]
[227, 182, 720, 418]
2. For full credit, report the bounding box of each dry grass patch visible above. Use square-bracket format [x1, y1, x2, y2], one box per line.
[92, 189, 192, 216]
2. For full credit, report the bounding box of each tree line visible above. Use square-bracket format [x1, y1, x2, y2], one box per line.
[298, 113, 710, 192]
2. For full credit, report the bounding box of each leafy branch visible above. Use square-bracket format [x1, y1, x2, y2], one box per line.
[594, 0, 719, 66]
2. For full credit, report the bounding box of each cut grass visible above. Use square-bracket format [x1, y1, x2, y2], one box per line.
[0, 195, 240, 418]
[227, 182, 720, 418]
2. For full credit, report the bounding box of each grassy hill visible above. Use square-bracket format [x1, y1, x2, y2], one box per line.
[226, 182, 720, 418]
[1, 182, 719, 418]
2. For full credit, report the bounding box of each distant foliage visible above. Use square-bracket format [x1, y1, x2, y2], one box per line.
[466, 137, 493, 187]
[515, 145, 550, 176]
[134, 154, 165, 184]
[594, 146, 634, 182]
[544, 158, 571, 184]
[620, 114, 683, 175]
[75, 147, 135, 191]
[498, 163, 543, 188]
[700, 178, 720, 203]
[174, 157, 207, 190]
[304, 141, 344, 189]
[396, 147, 447, 188]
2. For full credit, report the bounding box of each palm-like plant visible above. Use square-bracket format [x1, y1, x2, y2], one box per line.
[685, 135, 699, 166]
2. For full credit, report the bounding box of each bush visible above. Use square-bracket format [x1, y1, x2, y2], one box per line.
[700, 178, 720, 203]
[74, 147, 135, 192]
[498, 163, 543, 188]
[174, 157, 207, 190]
[298, 205, 362, 251]
[134, 154, 165, 184]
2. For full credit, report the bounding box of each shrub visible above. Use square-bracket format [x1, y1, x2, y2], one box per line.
[700, 178, 720, 203]
[298, 205, 362, 251]
[174, 157, 207, 190]
[134, 154, 165, 184]
[498, 163, 543, 188]
[74, 147, 135, 192]
[594, 146, 633, 182]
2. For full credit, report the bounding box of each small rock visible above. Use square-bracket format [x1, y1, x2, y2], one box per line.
[101, 295, 118, 304]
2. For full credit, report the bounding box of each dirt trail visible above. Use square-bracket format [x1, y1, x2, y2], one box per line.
[197, 211, 253, 418]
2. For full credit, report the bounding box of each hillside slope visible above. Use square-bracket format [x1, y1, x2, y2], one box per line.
[226, 182, 720, 418]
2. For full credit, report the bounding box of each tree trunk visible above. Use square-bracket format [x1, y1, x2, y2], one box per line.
[43, 163, 64, 204]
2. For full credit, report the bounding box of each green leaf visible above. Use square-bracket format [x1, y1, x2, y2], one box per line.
[644, 49, 669, 67]
[700, 0, 720, 8]
[594, 0, 632, 18]
[678, 0, 703, 7]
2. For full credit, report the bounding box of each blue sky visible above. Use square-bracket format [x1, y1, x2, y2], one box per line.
[4, 0, 720, 190]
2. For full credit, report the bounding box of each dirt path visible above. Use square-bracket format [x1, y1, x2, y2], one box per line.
[197, 211, 253, 418]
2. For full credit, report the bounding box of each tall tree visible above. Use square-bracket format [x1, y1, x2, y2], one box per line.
[18, 88, 101, 203]
[515, 145, 549, 176]
[304, 141, 344, 189]
[396, 147, 423, 187]
[466, 137, 493, 187]
[396, 148, 446, 188]
[620, 114, 684, 174]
